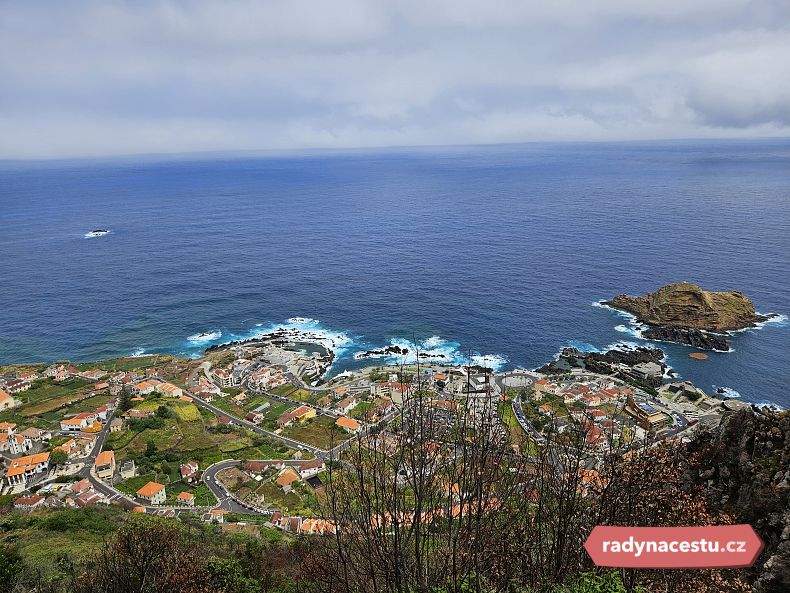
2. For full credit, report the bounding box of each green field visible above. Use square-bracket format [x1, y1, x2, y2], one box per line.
[282, 415, 348, 450]
[270, 384, 297, 397]
[225, 471, 320, 515]
[76, 354, 177, 373]
[105, 399, 305, 477]
[114, 471, 216, 506]
[0, 377, 98, 428]
[351, 402, 375, 420]
[498, 400, 542, 456]
[0, 506, 125, 570]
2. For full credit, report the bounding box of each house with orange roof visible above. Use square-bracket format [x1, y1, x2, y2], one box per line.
[14, 494, 45, 511]
[176, 491, 195, 506]
[275, 467, 301, 493]
[206, 509, 227, 523]
[0, 390, 17, 411]
[335, 416, 360, 434]
[131, 380, 159, 396]
[291, 406, 316, 422]
[60, 412, 96, 432]
[0, 421, 17, 434]
[2, 452, 50, 487]
[157, 382, 183, 398]
[17, 371, 39, 382]
[95, 450, 115, 480]
[299, 517, 336, 535]
[136, 481, 166, 505]
[55, 439, 81, 459]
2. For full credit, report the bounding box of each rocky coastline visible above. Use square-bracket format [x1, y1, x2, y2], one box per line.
[536, 345, 668, 387]
[640, 325, 730, 351]
[354, 345, 449, 360]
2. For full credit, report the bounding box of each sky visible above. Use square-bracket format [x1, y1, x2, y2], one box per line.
[1, 0, 789, 159]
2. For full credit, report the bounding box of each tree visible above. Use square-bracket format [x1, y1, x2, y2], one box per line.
[76, 516, 214, 593]
[118, 389, 132, 412]
[318, 350, 748, 593]
[145, 440, 157, 457]
[49, 448, 68, 466]
[156, 404, 172, 419]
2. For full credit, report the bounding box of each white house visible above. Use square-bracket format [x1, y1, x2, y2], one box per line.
[298, 460, 325, 479]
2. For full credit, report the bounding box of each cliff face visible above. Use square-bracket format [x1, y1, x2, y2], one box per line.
[606, 282, 763, 331]
[684, 409, 790, 592]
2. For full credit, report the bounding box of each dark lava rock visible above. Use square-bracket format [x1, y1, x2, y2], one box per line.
[641, 325, 730, 351]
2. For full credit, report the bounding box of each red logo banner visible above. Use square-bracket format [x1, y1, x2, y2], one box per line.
[584, 525, 764, 569]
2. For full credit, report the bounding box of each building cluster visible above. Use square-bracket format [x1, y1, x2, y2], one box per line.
[530, 377, 644, 449]
[12, 476, 110, 510]
[249, 365, 288, 390]
[277, 405, 316, 428]
[267, 513, 336, 535]
[60, 398, 114, 433]
[240, 459, 326, 496]
[0, 422, 50, 455]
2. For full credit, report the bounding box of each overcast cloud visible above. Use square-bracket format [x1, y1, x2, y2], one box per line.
[1, 0, 789, 159]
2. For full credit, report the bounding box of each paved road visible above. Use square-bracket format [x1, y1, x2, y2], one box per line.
[76, 410, 116, 478]
[186, 360, 359, 460]
[187, 391, 330, 457]
[202, 458, 307, 515]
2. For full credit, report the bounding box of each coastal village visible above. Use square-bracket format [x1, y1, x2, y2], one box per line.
[0, 327, 754, 537]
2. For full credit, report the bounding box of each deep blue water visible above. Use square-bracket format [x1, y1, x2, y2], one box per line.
[1, 140, 789, 407]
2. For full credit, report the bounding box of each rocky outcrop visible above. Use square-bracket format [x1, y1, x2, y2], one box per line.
[641, 325, 730, 351]
[683, 408, 790, 592]
[606, 282, 766, 331]
[536, 345, 667, 386]
[355, 345, 410, 359]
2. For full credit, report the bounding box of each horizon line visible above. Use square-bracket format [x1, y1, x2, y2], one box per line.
[2, 135, 790, 165]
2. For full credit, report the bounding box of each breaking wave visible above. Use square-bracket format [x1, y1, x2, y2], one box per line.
[353, 335, 508, 370]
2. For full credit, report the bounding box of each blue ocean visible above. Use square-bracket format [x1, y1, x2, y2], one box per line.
[1, 140, 788, 407]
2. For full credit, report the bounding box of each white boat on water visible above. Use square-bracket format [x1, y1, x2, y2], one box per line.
[84, 229, 110, 238]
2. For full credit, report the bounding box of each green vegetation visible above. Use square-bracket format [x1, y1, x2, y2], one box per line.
[78, 354, 176, 373]
[4, 378, 93, 419]
[0, 506, 126, 568]
[107, 399, 304, 494]
[0, 510, 305, 593]
[281, 415, 346, 450]
[498, 399, 536, 454]
[351, 401, 375, 419]
[270, 384, 296, 397]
